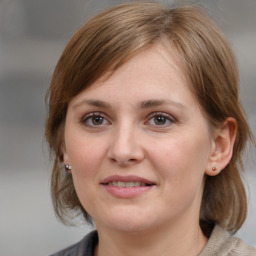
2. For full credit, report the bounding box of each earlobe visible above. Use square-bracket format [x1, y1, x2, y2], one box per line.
[61, 132, 72, 173]
[205, 117, 237, 176]
[65, 164, 72, 173]
[62, 141, 71, 169]
[63, 152, 72, 173]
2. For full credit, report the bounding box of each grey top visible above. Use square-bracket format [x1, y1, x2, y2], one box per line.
[50, 225, 256, 256]
[50, 230, 98, 256]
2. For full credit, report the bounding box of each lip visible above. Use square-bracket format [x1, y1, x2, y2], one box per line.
[100, 175, 156, 198]
[101, 175, 155, 185]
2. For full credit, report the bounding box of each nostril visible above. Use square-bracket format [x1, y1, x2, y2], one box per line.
[110, 157, 139, 166]
[110, 158, 118, 163]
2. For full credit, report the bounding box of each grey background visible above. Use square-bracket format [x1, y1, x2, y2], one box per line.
[0, 0, 255, 255]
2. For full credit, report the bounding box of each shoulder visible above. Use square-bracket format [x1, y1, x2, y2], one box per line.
[200, 225, 256, 256]
[49, 230, 98, 256]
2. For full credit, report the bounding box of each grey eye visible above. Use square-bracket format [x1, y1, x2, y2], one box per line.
[147, 113, 173, 127]
[153, 116, 168, 125]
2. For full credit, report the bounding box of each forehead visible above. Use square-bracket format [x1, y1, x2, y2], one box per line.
[91, 44, 183, 86]
[69, 43, 198, 110]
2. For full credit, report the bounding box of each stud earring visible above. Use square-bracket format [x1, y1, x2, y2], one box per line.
[212, 167, 217, 172]
[65, 164, 72, 172]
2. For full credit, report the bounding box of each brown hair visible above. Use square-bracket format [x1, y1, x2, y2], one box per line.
[45, 2, 255, 233]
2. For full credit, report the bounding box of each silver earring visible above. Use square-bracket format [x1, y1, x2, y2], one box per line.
[65, 164, 72, 171]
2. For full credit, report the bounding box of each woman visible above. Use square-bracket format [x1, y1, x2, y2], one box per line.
[45, 2, 256, 255]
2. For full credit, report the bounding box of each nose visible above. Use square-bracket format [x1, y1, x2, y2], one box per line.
[107, 124, 144, 166]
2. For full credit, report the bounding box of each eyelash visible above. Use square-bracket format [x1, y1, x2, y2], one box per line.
[80, 112, 110, 128]
[146, 112, 176, 127]
[80, 111, 176, 128]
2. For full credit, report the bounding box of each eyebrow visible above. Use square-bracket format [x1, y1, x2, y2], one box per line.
[139, 99, 187, 110]
[72, 99, 187, 110]
[72, 99, 112, 109]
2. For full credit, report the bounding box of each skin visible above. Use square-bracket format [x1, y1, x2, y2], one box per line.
[63, 44, 236, 256]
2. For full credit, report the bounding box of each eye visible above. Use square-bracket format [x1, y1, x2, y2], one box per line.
[146, 112, 175, 127]
[81, 112, 110, 127]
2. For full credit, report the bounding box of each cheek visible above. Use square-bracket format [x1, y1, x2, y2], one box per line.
[149, 132, 211, 186]
[65, 138, 105, 212]
[65, 135, 107, 178]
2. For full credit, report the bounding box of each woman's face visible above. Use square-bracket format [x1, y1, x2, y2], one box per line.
[64, 44, 215, 233]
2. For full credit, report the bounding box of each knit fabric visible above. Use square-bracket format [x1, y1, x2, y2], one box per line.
[200, 225, 256, 256]
[50, 225, 256, 256]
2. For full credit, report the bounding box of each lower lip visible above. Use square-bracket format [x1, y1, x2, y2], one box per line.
[102, 185, 154, 198]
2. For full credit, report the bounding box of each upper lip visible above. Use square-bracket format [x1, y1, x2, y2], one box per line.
[101, 175, 156, 185]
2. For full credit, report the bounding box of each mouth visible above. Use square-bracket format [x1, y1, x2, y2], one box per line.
[103, 181, 153, 187]
[101, 175, 155, 187]
[100, 175, 156, 198]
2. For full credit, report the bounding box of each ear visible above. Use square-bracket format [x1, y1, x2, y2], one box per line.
[63, 148, 69, 163]
[205, 117, 237, 176]
[62, 141, 71, 173]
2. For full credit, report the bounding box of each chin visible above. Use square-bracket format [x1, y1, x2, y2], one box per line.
[95, 210, 157, 233]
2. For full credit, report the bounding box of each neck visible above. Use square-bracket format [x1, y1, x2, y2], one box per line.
[95, 219, 208, 256]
